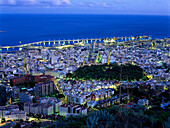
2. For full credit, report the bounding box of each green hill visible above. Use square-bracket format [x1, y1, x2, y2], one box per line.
[67, 63, 148, 81]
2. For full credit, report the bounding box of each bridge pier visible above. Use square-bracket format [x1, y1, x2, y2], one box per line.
[43, 41, 46, 46]
[58, 40, 60, 46]
[87, 39, 89, 44]
[49, 41, 51, 46]
[54, 40, 55, 45]
[39, 42, 41, 46]
[64, 40, 66, 45]
[19, 47, 22, 51]
[84, 40, 86, 44]
[82, 40, 84, 44]
[86, 39, 88, 44]
[68, 40, 70, 45]
[39, 42, 42, 46]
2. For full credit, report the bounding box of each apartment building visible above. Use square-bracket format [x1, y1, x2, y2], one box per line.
[19, 92, 33, 103]
[24, 103, 54, 115]
[5, 110, 26, 121]
[40, 97, 62, 113]
[0, 105, 19, 118]
[35, 81, 55, 96]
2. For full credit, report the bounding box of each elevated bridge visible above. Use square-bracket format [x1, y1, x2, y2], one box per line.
[0, 36, 151, 52]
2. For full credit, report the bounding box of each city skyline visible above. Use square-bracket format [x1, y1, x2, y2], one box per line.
[0, 0, 169, 15]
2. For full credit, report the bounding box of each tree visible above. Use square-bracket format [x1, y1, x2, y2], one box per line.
[149, 115, 159, 128]
[13, 123, 21, 128]
[20, 119, 24, 123]
[32, 122, 37, 128]
[36, 115, 41, 120]
[68, 63, 147, 81]
[144, 109, 155, 116]
[1, 118, 5, 123]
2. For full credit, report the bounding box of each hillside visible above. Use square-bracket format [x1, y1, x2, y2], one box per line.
[67, 63, 148, 81]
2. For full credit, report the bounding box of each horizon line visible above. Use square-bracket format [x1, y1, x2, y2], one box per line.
[0, 13, 169, 16]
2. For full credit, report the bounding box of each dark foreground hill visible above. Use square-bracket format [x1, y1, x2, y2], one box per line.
[67, 63, 148, 81]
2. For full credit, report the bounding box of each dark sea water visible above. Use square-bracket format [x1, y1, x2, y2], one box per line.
[0, 14, 169, 46]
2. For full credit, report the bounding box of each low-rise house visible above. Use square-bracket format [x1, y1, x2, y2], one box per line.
[87, 101, 98, 108]
[67, 94, 86, 105]
[138, 99, 149, 106]
[60, 103, 87, 116]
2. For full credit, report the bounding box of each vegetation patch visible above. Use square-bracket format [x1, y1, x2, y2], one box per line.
[67, 63, 148, 81]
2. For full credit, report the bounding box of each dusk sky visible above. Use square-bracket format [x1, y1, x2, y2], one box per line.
[0, 0, 169, 15]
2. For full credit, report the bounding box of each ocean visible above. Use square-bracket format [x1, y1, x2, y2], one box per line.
[0, 14, 169, 46]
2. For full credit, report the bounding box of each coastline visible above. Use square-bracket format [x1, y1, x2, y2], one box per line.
[0, 36, 169, 53]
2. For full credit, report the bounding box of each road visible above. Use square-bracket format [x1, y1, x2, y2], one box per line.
[27, 117, 53, 123]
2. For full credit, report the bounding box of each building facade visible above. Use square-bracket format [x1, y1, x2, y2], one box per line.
[35, 81, 55, 96]
[40, 97, 62, 113]
[0, 105, 19, 118]
[60, 103, 87, 116]
[12, 86, 20, 101]
[19, 92, 33, 103]
[24, 103, 54, 115]
[5, 110, 26, 121]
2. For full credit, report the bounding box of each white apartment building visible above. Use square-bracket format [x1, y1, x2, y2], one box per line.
[40, 97, 62, 112]
[0, 105, 19, 118]
[5, 110, 26, 121]
[24, 103, 54, 115]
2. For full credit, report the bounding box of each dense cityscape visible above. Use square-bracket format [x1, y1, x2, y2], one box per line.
[0, 36, 169, 128]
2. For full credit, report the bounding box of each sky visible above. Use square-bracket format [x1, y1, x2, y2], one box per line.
[0, 0, 169, 15]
